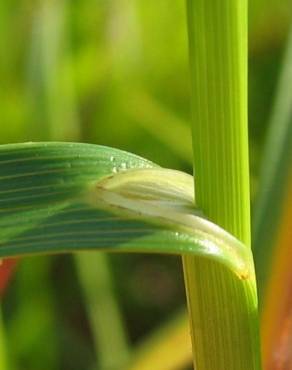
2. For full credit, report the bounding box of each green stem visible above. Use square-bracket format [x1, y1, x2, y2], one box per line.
[184, 0, 261, 369]
[187, 0, 250, 242]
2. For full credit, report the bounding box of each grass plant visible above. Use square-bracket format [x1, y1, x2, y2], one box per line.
[0, 1, 291, 370]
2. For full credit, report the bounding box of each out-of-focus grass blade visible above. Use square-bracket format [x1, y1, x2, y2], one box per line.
[254, 27, 292, 295]
[27, 0, 79, 141]
[0, 310, 7, 369]
[253, 26, 292, 369]
[76, 252, 130, 370]
[127, 311, 191, 370]
[7, 257, 60, 370]
[124, 90, 192, 164]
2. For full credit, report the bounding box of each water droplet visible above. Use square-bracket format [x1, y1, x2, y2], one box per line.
[112, 167, 118, 173]
[175, 232, 179, 237]
[110, 156, 115, 162]
[120, 162, 127, 170]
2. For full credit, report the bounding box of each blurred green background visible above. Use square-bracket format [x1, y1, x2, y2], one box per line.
[0, 1, 291, 369]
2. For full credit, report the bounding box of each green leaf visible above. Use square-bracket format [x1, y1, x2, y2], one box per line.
[0, 142, 258, 370]
[0, 142, 252, 279]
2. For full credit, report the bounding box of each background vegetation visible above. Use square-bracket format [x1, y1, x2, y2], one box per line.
[0, 1, 291, 369]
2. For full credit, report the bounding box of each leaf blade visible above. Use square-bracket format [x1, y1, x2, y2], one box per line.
[0, 143, 252, 280]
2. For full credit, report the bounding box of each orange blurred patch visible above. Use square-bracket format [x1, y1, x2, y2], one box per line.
[0, 259, 18, 296]
[262, 176, 292, 370]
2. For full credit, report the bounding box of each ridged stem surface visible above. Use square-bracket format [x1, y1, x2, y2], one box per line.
[187, 0, 250, 243]
[184, 1, 261, 369]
